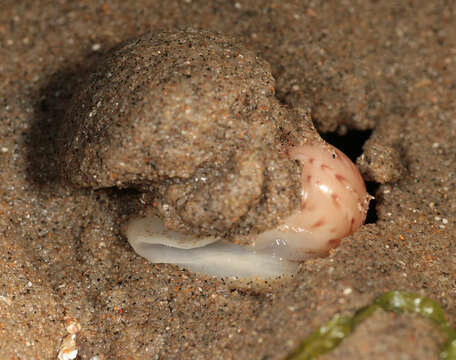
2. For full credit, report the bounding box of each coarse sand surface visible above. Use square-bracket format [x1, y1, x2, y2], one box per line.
[0, 1, 455, 359]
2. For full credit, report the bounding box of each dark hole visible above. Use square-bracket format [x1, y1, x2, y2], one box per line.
[320, 129, 378, 224]
[364, 182, 379, 224]
[320, 129, 370, 159]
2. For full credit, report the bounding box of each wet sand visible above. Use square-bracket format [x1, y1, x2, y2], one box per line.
[0, 1, 455, 359]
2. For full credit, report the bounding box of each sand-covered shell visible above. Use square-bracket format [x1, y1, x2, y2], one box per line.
[58, 29, 318, 238]
[59, 29, 370, 279]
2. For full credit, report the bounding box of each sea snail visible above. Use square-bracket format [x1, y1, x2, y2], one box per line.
[59, 29, 371, 279]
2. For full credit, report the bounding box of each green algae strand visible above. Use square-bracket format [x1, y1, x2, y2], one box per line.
[286, 291, 456, 360]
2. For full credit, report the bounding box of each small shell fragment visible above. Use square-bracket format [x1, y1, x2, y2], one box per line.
[57, 317, 81, 360]
[58, 334, 78, 360]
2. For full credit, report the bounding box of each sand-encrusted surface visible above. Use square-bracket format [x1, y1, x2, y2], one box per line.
[58, 29, 307, 239]
[0, 1, 455, 359]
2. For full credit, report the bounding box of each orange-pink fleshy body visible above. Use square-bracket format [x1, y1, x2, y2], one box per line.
[253, 142, 370, 259]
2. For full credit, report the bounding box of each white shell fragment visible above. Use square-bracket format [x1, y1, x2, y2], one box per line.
[57, 318, 81, 360]
[126, 141, 370, 279]
[58, 335, 77, 360]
